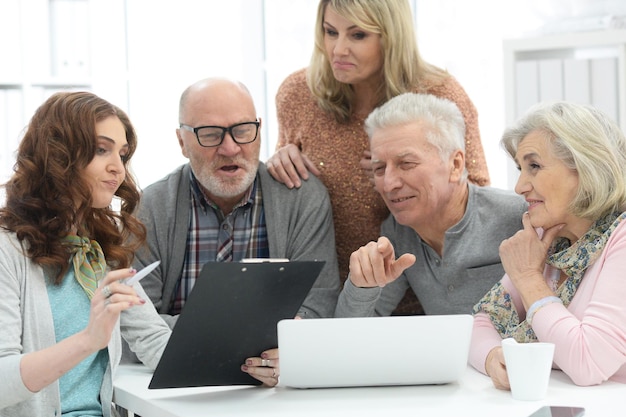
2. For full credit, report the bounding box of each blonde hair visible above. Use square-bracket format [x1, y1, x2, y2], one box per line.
[307, 0, 448, 123]
[502, 101, 626, 220]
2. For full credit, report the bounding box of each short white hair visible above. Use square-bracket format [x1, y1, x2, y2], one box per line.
[365, 93, 466, 179]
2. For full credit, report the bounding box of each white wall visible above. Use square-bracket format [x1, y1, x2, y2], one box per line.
[414, 0, 543, 188]
[122, 0, 320, 189]
[263, 0, 319, 158]
[3, 0, 624, 195]
[124, 0, 262, 189]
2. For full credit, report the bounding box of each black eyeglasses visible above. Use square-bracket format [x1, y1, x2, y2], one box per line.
[179, 120, 260, 147]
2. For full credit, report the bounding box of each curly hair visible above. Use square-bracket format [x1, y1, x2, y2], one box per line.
[308, 0, 449, 123]
[0, 91, 146, 283]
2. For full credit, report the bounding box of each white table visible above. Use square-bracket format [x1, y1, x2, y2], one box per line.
[113, 364, 623, 417]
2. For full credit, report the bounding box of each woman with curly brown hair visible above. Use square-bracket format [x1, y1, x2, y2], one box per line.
[0, 91, 170, 417]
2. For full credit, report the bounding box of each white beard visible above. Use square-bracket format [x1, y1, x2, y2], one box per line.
[193, 158, 259, 200]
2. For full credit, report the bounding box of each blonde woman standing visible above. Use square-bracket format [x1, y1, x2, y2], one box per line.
[268, 0, 489, 314]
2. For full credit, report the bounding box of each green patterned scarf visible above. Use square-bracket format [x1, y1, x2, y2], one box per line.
[473, 211, 626, 343]
[63, 235, 107, 299]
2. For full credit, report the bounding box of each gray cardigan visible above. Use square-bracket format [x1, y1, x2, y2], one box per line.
[335, 184, 527, 317]
[134, 162, 341, 327]
[0, 230, 171, 417]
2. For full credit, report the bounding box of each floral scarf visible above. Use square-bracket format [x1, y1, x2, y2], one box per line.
[63, 235, 107, 299]
[473, 211, 626, 343]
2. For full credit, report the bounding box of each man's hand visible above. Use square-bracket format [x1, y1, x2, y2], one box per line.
[349, 237, 416, 288]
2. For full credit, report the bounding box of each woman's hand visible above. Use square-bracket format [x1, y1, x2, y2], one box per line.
[242, 348, 280, 387]
[349, 237, 416, 288]
[266, 144, 321, 188]
[20, 267, 146, 393]
[485, 347, 510, 390]
[85, 268, 147, 350]
[499, 212, 563, 295]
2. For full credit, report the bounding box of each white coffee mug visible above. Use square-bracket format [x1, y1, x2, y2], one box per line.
[501, 338, 555, 401]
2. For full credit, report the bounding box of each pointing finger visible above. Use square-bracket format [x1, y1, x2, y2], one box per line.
[376, 236, 394, 260]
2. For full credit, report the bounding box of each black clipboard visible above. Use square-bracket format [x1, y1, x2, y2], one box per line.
[148, 260, 325, 389]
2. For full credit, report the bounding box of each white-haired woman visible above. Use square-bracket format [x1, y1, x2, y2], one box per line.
[471, 101, 626, 387]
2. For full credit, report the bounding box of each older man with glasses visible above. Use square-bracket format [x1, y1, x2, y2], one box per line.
[129, 77, 340, 387]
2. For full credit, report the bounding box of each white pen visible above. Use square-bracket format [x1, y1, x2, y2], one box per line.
[125, 260, 161, 285]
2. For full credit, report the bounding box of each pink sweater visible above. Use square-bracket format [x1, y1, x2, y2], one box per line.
[470, 221, 626, 386]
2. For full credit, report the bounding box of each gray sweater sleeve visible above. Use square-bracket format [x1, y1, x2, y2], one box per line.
[119, 282, 172, 369]
[133, 164, 191, 329]
[259, 164, 341, 318]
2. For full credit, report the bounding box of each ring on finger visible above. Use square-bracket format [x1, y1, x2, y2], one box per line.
[261, 359, 270, 367]
[102, 285, 112, 298]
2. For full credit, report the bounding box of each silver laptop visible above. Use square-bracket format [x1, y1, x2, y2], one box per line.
[278, 314, 473, 388]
